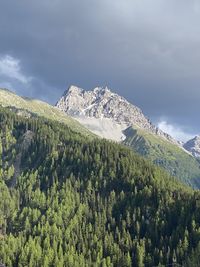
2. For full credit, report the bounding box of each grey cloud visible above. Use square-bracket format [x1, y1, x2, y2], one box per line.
[0, 0, 199, 134]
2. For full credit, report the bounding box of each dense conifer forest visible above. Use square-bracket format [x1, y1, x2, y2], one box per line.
[0, 106, 200, 266]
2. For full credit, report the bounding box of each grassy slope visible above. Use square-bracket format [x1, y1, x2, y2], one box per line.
[123, 126, 200, 187]
[0, 88, 94, 137]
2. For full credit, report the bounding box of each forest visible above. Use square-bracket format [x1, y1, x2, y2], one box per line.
[0, 106, 200, 266]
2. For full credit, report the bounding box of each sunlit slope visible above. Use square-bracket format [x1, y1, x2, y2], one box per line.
[0, 88, 93, 137]
[123, 126, 200, 187]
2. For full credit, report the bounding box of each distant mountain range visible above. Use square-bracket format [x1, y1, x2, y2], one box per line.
[56, 85, 200, 187]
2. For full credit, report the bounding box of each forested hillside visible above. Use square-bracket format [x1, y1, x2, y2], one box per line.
[0, 106, 200, 266]
[123, 126, 200, 188]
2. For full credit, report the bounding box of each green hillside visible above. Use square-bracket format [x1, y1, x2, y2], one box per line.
[0, 106, 200, 266]
[2, 88, 200, 190]
[0, 88, 93, 137]
[123, 126, 200, 188]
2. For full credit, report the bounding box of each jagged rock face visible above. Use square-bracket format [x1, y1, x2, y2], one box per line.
[56, 85, 177, 143]
[56, 85, 151, 127]
[184, 136, 200, 158]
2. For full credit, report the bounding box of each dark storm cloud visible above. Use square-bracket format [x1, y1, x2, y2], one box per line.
[0, 0, 200, 136]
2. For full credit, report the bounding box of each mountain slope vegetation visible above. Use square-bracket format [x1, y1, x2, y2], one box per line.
[123, 126, 200, 188]
[0, 106, 200, 266]
[0, 88, 93, 137]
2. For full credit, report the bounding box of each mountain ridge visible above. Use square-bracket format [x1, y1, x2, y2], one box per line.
[0, 87, 94, 137]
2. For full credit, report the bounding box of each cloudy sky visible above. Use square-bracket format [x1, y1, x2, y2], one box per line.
[0, 0, 199, 141]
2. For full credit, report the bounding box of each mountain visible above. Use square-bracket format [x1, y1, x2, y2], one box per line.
[1, 86, 200, 187]
[0, 88, 93, 137]
[56, 85, 200, 187]
[184, 136, 200, 158]
[0, 105, 200, 267]
[56, 85, 176, 143]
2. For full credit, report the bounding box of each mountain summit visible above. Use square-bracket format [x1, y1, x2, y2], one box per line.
[184, 136, 200, 158]
[56, 85, 176, 143]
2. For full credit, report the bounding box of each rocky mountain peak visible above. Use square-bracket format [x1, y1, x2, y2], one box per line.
[64, 85, 83, 95]
[184, 136, 200, 158]
[65, 85, 111, 97]
[57, 85, 146, 123]
[93, 86, 110, 93]
[56, 85, 178, 144]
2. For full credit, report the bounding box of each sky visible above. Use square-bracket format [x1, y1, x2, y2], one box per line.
[0, 0, 199, 141]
